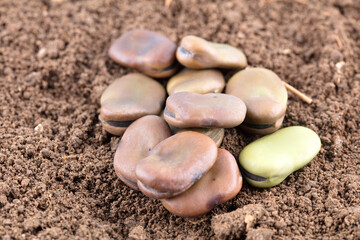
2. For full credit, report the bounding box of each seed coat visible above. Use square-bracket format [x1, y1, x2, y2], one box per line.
[164, 92, 246, 128]
[114, 115, 171, 190]
[239, 126, 321, 188]
[176, 35, 247, 69]
[167, 69, 225, 95]
[100, 73, 166, 135]
[136, 131, 218, 199]
[109, 29, 178, 77]
[162, 149, 242, 217]
[226, 67, 287, 134]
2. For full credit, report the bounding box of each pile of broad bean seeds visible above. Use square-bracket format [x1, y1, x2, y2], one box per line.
[100, 29, 321, 217]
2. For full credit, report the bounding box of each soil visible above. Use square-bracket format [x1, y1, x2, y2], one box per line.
[0, 0, 359, 239]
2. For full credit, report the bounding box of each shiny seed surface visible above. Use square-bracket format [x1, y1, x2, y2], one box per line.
[167, 69, 225, 95]
[164, 92, 247, 128]
[162, 148, 242, 217]
[239, 126, 321, 188]
[100, 73, 166, 135]
[176, 35, 247, 69]
[135, 131, 218, 199]
[178, 128, 225, 147]
[114, 116, 171, 190]
[226, 67, 288, 134]
[108, 29, 178, 78]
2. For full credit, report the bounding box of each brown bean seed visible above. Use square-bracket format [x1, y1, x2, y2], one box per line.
[114, 115, 171, 190]
[108, 29, 178, 78]
[226, 68, 287, 134]
[176, 35, 247, 69]
[161, 148, 242, 217]
[164, 92, 246, 128]
[167, 69, 225, 95]
[100, 73, 166, 135]
[178, 128, 224, 147]
[135, 131, 218, 199]
[161, 109, 224, 146]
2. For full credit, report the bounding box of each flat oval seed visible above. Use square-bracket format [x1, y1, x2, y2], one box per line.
[114, 116, 171, 190]
[108, 29, 178, 78]
[167, 69, 225, 95]
[135, 131, 218, 199]
[178, 128, 225, 147]
[164, 92, 246, 128]
[226, 67, 288, 135]
[176, 35, 247, 69]
[239, 126, 321, 188]
[100, 73, 166, 135]
[161, 148, 242, 217]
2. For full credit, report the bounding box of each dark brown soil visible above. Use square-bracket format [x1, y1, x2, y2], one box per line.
[0, 0, 359, 239]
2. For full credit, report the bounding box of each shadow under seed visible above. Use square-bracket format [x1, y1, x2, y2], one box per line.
[120, 174, 138, 189]
[161, 60, 179, 71]
[242, 122, 274, 130]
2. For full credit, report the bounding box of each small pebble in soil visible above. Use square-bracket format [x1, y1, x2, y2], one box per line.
[114, 115, 171, 190]
[100, 73, 165, 135]
[135, 131, 217, 199]
[239, 126, 321, 188]
[161, 148, 242, 217]
[164, 92, 247, 128]
[166, 68, 225, 95]
[108, 29, 178, 78]
[176, 35, 247, 69]
[226, 67, 288, 135]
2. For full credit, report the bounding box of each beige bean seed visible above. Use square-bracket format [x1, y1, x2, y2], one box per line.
[176, 35, 247, 69]
[135, 131, 218, 199]
[108, 29, 178, 78]
[100, 73, 166, 135]
[164, 92, 246, 128]
[178, 128, 224, 147]
[161, 148, 242, 217]
[114, 115, 171, 190]
[167, 69, 225, 95]
[226, 68, 288, 134]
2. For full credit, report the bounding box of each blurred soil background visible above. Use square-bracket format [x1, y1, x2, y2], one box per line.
[0, 0, 359, 239]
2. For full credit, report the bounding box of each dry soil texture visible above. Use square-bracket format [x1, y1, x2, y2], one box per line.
[0, 0, 359, 239]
